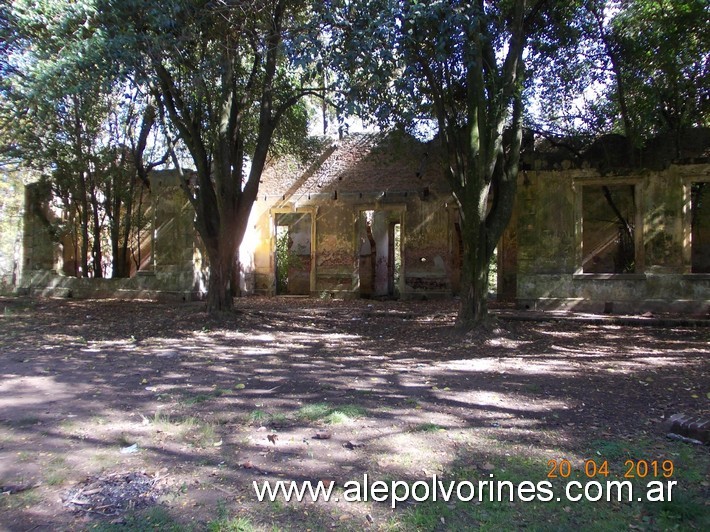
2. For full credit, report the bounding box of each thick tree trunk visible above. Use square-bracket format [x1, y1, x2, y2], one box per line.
[457, 197, 491, 327]
[202, 209, 247, 312]
[205, 232, 240, 313]
[206, 253, 233, 312]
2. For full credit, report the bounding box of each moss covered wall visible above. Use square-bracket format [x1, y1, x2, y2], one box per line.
[516, 164, 710, 313]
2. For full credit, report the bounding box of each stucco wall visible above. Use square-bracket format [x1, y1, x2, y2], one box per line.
[516, 164, 710, 313]
[19, 172, 205, 300]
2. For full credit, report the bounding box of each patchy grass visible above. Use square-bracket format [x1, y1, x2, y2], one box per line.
[1, 297, 708, 530]
[296, 403, 331, 422]
[43, 456, 69, 486]
[410, 422, 445, 433]
[182, 393, 213, 406]
[0, 489, 41, 512]
[297, 403, 367, 424]
[325, 405, 367, 424]
[207, 515, 255, 532]
[391, 443, 710, 532]
[89, 506, 186, 531]
[248, 409, 269, 424]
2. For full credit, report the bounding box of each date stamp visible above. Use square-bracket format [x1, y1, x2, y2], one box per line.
[547, 459, 675, 479]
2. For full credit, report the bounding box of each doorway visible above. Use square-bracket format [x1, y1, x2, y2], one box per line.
[274, 212, 312, 295]
[358, 209, 402, 298]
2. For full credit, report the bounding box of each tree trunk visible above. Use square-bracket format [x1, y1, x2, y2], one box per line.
[112, 175, 135, 279]
[89, 180, 103, 278]
[230, 248, 241, 298]
[78, 182, 90, 277]
[456, 186, 492, 327]
[205, 234, 238, 313]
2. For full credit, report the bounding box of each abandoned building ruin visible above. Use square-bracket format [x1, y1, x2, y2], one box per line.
[20, 128, 710, 314]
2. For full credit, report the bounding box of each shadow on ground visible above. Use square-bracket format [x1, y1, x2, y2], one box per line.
[0, 297, 707, 530]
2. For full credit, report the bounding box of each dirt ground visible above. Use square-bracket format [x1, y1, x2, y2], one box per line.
[0, 296, 708, 531]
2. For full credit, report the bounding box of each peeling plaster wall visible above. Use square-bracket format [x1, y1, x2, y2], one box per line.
[517, 171, 579, 275]
[402, 195, 452, 298]
[19, 173, 206, 300]
[516, 164, 710, 313]
[247, 192, 455, 300]
[150, 172, 206, 297]
[315, 203, 357, 297]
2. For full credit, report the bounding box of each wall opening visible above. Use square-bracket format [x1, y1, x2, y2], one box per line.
[691, 182, 710, 273]
[358, 210, 401, 298]
[451, 219, 463, 295]
[582, 184, 637, 273]
[488, 247, 498, 298]
[390, 222, 401, 297]
[274, 212, 312, 295]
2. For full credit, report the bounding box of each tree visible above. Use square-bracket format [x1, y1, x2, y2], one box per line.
[1, 1, 163, 278]
[530, 0, 709, 155]
[323, 0, 578, 325]
[609, 0, 709, 154]
[92, 0, 322, 311]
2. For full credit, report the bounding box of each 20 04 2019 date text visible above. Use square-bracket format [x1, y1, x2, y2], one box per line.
[547, 459, 674, 479]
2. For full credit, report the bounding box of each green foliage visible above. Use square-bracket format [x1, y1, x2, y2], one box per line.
[1, 1, 162, 278]
[0, 167, 27, 287]
[93, 0, 327, 309]
[275, 227, 304, 294]
[530, 0, 709, 144]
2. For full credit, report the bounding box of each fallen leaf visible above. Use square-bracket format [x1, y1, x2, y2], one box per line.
[267, 434, 278, 445]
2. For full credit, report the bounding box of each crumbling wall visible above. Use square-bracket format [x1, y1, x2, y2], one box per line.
[517, 171, 579, 275]
[401, 195, 451, 298]
[19, 172, 205, 300]
[315, 203, 357, 297]
[516, 164, 710, 313]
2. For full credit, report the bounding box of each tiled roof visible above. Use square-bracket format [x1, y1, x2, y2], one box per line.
[259, 132, 450, 203]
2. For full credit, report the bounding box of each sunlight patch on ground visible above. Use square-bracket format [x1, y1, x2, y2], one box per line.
[441, 390, 574, 414]
[435, 359, 499, 372]
[376, 432, 453, 474]
[0, 377, 80, 411]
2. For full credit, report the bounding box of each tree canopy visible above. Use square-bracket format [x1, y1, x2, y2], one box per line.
[97, 0, 326, 311]
[530, 0, 709, 151]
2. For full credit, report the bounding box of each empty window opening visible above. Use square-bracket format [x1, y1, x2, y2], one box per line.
[389, 222, 401, 297]
[582, 185, 637, 273]
[274, 213, 311, 295]
[691, 182, 710, 273]
[451, 220, 463, 295]
[488, 246, 498, 298]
